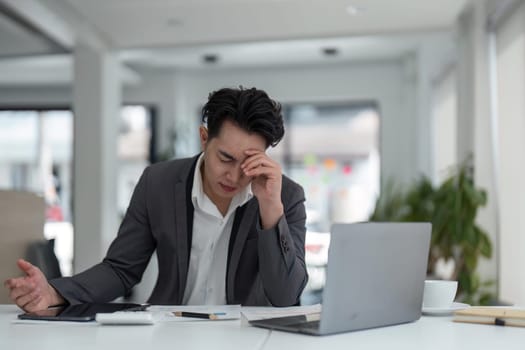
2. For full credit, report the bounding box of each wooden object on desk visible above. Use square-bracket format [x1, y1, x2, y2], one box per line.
[0, 190, 46, 303]
[453, 307, 525, 327]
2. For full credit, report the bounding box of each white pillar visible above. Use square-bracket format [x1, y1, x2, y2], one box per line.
[456, 2, 499, 294]
[492, 1, 525, 306]
[73, 43, 121, 273]
[415, 48, 433, 179]
[416, 33, 457, 181]
[399, 53, 419, 185]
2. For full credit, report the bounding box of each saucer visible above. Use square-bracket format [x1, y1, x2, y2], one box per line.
[422, 302, 470, 316]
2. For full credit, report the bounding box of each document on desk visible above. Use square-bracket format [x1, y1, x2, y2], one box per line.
[150, 304, 241, 322]
[240, 304, 321, 326]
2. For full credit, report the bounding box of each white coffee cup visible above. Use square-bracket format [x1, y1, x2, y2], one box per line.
[422, 280, 458, 308]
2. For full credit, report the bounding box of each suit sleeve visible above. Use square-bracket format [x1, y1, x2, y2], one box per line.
[256, 178, 308, 306]
[49, 167, 156, 304]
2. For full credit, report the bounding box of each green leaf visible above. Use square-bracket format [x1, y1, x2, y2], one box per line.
[464, 252, 477, 271]
[368, 156, 493, 305]
[478, 230, 492, 258]
[478, 292, 494, 306]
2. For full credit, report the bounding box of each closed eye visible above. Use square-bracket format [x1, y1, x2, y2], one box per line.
[218, 150, 236, 163]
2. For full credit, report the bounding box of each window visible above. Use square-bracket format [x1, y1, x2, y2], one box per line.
[0, 106, 154, 276]
[268, 102, 381, 304]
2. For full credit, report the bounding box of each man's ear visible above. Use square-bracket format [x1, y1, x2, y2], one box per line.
[199, 126, 208, 150]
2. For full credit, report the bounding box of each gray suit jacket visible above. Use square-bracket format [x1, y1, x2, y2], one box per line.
[50, 155, 308, 306]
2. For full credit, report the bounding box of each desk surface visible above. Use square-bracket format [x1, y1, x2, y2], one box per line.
[1, 305, 523, 350]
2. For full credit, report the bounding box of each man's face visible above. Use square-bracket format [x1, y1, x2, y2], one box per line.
[200, 119, 266, 207]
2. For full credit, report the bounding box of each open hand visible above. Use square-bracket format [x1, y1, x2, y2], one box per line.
[4, 259, 64, 312]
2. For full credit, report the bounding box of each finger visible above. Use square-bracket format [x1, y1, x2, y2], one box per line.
[244, 149, 264, 156]
[242, 154, 269, 171]
[245, 164, 282, 181]
[242, 150, 267, 165]
[4, 277, 27, 290]
[244, 167, 277, 179]
[4, 278, 17, 289]
[9, 281, 36, 301]
[17, 259, 38, 277]
[16, 288, 40, 308]
[23, 297, 45, 313]
[20, 293, 43, 312]
[244, 157, 279, 175]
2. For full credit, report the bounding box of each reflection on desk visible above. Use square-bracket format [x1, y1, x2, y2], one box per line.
[1, 305, 524, 350]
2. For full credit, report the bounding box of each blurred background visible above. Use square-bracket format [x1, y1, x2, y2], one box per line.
[0, 0, 523, 307]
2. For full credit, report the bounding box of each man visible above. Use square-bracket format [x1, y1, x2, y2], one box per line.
[5, 87, 308, 311]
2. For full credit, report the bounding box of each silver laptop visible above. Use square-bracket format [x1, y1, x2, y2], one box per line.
[250, 222, 431, 336]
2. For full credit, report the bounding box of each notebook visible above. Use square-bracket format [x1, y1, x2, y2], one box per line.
[250, 222, 431, 335]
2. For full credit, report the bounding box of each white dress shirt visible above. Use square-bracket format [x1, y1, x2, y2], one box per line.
[182, 153, 252, 305]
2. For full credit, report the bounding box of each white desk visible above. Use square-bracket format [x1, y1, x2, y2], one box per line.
[264, 314, 524, 350]
[1, 305, 523, 350]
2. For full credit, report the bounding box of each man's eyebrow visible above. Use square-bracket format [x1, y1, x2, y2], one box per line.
[218, 150, 237, 161]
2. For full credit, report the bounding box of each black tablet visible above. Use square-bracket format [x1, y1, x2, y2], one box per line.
[18, 303, 149, 322]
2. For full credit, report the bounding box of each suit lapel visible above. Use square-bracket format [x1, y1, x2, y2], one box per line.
[227, 199, 258, 301]
[172, 155, 199, 304]
[174, 181, 189, 303]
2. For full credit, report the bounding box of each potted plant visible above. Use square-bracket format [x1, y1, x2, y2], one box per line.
[370, 159, 494, 305]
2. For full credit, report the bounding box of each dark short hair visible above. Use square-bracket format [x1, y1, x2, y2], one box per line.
[202, 87, 284, 147]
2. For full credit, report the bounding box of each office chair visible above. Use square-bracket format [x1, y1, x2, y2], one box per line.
[25, 239, 62, 279]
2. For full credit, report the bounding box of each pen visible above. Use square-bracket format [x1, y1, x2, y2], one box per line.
[494, 318, 505, 326]
[173, 311, 227, 320]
